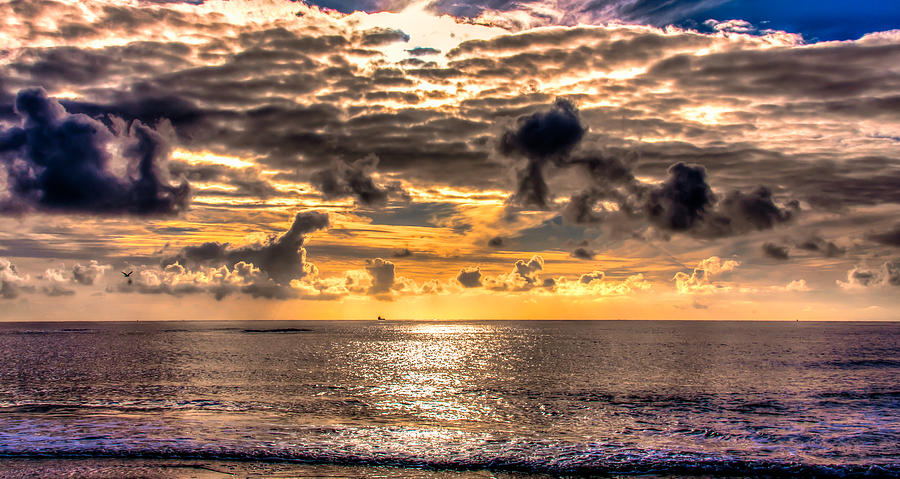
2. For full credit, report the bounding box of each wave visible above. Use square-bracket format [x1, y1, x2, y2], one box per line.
[0, 400, 251, 414]
[0, 445, 895, 477]
[241, 328, 312, 333]
[817, 359, 900, 369]
[2, 328, 98, 335]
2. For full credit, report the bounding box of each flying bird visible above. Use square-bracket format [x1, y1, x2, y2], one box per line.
[123, 271, 133, 285]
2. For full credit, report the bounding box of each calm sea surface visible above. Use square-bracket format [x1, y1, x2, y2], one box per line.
[0, 320, 897, 477]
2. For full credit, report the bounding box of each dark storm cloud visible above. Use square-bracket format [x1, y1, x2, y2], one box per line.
[163, 211, 329, 285]
[644, 162, 714, 231]
[556, 150, 795, 238]
[762, 242, 790, 260]
[500, 98, 586, 208]
[310, 155, 408, 206]
[500, 98, 586, 159]
[457, 267, 483, 288]
[630, 144, 900, 211]
[865, 224, 900, 247]
[488, 236, 504, 247]
[494, 98, 797, 237]
[0, 88, 190, 216]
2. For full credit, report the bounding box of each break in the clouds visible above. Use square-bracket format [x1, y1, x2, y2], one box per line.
[0, 0, 897, 319]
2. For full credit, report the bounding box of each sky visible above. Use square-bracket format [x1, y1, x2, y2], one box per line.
[0, 0, 898, 321]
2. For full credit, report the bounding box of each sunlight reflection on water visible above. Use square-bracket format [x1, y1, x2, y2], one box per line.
[0, 320, 897, 476]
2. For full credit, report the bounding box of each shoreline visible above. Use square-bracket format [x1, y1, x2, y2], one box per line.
[0, 458, 552, 479]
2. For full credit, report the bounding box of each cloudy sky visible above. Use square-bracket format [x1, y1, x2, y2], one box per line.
[0, 0, 898, 321]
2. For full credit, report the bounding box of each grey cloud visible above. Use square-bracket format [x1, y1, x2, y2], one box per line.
[514, 255, 544, 285]
[713, 188, 796, 234]
[561, 152, 795, 238]
[482, 255, 546, 291]
[43, 282, 75, 297]
[579, 270, 604, 284]
[4, 1, 898, 257]
[163, 211, 329, 285]
[358, 28, 410, 46]
[120, 261, 294, 301]
[647, 43, 900, 100]
[571, 247, 595, 260]
[61, 93, 206, 137]
[796, 235, 846, 257]
[0, 258, 34, 299]
[488, 236, 504, 247]
[841, 261, 900, 288]
[310, 155, 407, 206]
[495, 98, 797, 238]
[168, 162, 282, 199]
[71, 260, 109, 285]
[866, 224, 900, 247]
[762, 242, 790, 260]
[391, 248, 413, 258]
[365, 258, 396, 295]
[457, 267, 483, 288]
[407, 47, 441, 56]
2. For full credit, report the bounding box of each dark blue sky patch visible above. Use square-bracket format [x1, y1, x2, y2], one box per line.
[298, 0, 899, 42]
[684, 0, 900, 42]
[511, 215, 589, 251]
[360, 202, 460, 228]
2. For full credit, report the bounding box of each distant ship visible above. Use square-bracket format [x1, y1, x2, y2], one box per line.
[377, 316, 386, 321]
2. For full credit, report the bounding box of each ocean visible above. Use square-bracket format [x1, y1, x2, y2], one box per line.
[0, 320, 897, 478]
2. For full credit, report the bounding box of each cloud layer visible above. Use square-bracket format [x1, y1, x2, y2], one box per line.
[0, 0, 897, 318]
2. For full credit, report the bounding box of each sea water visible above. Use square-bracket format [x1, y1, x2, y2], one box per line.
[0, 320, 897, 477]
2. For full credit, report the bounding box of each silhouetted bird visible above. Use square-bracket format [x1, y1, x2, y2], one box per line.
[123, 271, 133, 285]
